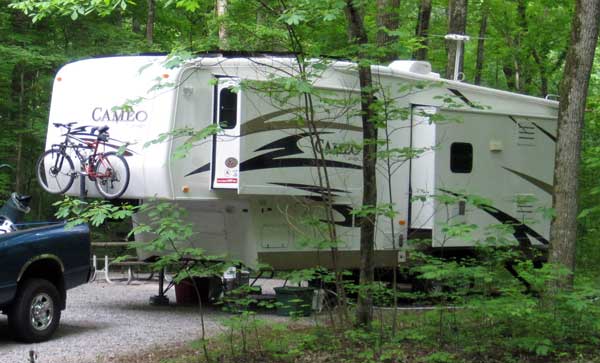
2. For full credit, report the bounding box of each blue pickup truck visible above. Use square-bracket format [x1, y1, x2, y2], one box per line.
[0, 193, 92, 343]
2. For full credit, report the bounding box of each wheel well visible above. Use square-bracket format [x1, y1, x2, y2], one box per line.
[19, 259, 66, 310]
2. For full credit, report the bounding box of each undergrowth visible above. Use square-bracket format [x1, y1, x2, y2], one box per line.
[55, 197, 600, 363]
[151, 292, 600, 363]
[150, 271, 600, 363]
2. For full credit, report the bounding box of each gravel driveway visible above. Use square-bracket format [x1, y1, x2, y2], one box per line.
[0, 279, 290, 363]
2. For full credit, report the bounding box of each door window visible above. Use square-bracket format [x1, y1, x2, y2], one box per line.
[219, 88, 237, 129]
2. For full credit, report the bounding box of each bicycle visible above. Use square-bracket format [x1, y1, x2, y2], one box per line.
[36, 122, 131, 199]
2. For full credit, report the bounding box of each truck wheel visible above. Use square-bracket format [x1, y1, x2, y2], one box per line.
[8, 278, 62, 343]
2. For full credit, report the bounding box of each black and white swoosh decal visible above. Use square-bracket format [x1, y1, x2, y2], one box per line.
[509, 116, 557, 142]
[439, 189, 548, 246]
[479, 205, 549, 245]
[270, 182, 356, 227]
[241, 108, 361, 136]
[448, 88, 477, 108]
[268, 182, 348, 195]
[241, 132, 361, 172]
[185, 132, 362, 177]
[502, 167, 553, 195]
[531, 123, 556, 142]
[185, 162, 210, 177]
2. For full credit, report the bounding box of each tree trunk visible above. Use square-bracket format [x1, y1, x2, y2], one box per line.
[446, 0, 468, 79]
[474, 2, 487, 85]
[216, 0, 228, 50]
[515, 0, 537, 93]
[146, 0, 155, 44]
[343, 0, 377, 329]
[549, 0, 600, 288]
[516, 0, 547, 96]
[15, 71, 24, 192]
[413, 0, 432, 61]
[376, 0, 400, 62]
[532, 50, 549, 97]
[502, 66, 514, 89]
[514, 59, 521, 91]
[132, 17, 141, 34]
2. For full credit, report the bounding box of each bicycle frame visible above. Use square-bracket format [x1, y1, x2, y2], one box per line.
[39, 122, 130, 199]
[51, 127, 109, 180]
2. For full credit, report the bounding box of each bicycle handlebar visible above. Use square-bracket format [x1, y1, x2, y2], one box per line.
[90, 125, 110, 134]
[52, 122, 77, 129]
[54, 122, 110, 138]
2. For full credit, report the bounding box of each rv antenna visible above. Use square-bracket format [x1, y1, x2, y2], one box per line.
[444, 34, 470, 81]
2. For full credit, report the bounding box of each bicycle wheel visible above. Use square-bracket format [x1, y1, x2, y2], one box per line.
[94, 152, 130, 199]
[36, 149, 76, 194]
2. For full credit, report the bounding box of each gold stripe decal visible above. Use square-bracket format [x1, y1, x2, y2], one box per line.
[241, 108, 362, 136]
[502, 167, 553, 195]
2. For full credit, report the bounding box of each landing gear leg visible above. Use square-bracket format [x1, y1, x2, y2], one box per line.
[149, 268, 170, 306]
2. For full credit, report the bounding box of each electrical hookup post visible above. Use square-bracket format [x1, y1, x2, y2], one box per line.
[445, 34, 470, 81]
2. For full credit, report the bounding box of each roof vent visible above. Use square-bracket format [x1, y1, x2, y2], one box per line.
[388, 61, 432, 75]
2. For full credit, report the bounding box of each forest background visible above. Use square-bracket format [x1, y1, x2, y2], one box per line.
[2, 0, 599, 272]
[1, 0, 600, 362]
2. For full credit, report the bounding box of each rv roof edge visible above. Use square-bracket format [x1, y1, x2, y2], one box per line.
[56, 55, 559, 112]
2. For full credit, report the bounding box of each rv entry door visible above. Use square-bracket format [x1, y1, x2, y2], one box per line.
[211, 78, 241, 190]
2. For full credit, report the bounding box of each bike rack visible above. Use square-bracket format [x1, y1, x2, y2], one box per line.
[79, 170, 87, 199]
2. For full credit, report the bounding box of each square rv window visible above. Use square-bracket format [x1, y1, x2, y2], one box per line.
[450, 142, 473, 173]
[219, 88, 237, 129]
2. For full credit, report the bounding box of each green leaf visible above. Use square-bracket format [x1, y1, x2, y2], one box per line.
[284, 13, 304, 26]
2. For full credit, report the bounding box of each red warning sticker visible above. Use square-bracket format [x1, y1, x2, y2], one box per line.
[217, 178, 238, 184]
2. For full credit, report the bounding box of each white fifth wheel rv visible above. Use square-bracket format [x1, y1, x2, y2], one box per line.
[44, 54, 558, 270]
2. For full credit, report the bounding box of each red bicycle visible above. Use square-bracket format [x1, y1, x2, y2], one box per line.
[36, 122, 130, 199]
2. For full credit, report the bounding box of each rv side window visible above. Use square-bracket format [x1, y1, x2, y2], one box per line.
[450, 142, 473, 173]
[219, 88, 237, 129]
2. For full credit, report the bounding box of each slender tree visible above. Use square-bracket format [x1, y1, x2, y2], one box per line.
[413, 0, 432, 61]
[343, 0, 378, 328]
[503, 63, 518, 90]
[516, 0, 547, 96]
[446, 0, 468, 79]
[376, 0, 400, 62]
[474, 1, 487, 85]
[132, 14, 141, 34]
[216, 0, 228, 49]
[549, 0, 600, 288]
[146, 0, 155, 44]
